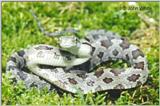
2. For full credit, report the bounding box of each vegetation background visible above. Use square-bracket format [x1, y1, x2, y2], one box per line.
[2, 2, 159, 105]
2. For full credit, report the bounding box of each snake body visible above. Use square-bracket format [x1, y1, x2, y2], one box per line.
[6, 30, 149, 94]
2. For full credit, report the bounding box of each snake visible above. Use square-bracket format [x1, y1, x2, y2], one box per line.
[6, 11, 149, 94]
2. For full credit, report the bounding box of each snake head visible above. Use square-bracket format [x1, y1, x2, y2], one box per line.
[59, 36, 79, 49]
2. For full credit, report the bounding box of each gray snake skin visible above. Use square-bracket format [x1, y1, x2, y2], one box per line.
[6, 30, 149, 94]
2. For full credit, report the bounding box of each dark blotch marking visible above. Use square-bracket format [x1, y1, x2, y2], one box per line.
[65, 55, 72, 61]
[38, 64, 55, 69]
[134, 62, 144, 70]
[77, 74, 88, 79]
[114, 84, 125, 89]
[17, 50, 25, 57]
[103, 77, 113, 83]
[120, 38, 130, 50]
[101, 39, 112, 49]
[72, 61, 90, 72]
[127, 74, 140, 82]
[112, 49, 119, 56]
[94, 68, 104, 78]
[86, 80, 95, 86]
[132, 49, 144, 59]
[68, 78, 77, 85]
[91, 47, 96, 55]
[126, 54, 130, 60]
[110, 69, 125, 76]
[9, 57, 17, 63]
[97, 52, 104, 58]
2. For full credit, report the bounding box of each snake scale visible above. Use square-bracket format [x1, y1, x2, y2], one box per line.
[6, 12, 149, 94]
[6, 30, 149, 94]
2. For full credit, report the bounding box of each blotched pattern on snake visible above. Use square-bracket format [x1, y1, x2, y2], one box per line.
[6, 29, 149, 94]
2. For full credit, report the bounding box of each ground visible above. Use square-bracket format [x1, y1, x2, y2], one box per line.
[2, 2, 159, 105]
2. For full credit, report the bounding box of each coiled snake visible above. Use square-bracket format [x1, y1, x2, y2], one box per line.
[6, 12, 149, 94]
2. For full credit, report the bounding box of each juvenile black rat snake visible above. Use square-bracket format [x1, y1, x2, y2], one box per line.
[6, 11, 149, 94]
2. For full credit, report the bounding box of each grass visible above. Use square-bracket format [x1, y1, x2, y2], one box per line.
[2, 2, 159, 105]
